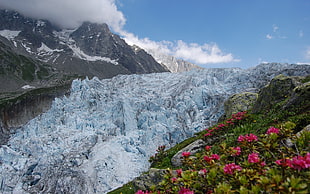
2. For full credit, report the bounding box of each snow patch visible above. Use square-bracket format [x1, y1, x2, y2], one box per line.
[36, 20, 46, 27]
[21, 85, 36, 90]
[68, 44, 119, 65]
[21, 42, 33, 54]
[0, 30, 20, 40]
[37, 42, 63, 56]
[53, 30, 119, 65]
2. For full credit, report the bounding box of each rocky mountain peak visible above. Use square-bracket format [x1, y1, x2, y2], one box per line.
[0, 9, 169, 82]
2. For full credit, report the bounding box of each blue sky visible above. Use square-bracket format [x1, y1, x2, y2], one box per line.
[116, 0, 310, 68]
[1, 0, 309, 68]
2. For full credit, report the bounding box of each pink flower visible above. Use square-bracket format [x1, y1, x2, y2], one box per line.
[275, 159, 292, 168]
[275, 153, 310, 170]
[199, 168, 207, 175]
[223, 163, 242, 174]
[204, 156, 212, 162]
[204, 133, 212, 137]
[237, 135, 245, 142]
[182, 152, 191, 157]
[176, 169, 183, 176]
[136, 190, 150, 194]
[266, 126, 280, 135]
[248, 153, 260, 163]
[205, 145, 212, 151]
[291, 155, 310, 170]
[260, 161, 266, 167]
[238, 134, 258, 143]
[171, 177, 178, 182]
[218, 123, 226, 128]
[211, 154, 220, 160]
[179, 188, 194, 194]
[231, 147, 241, 156]
[246, 134, 258, 142]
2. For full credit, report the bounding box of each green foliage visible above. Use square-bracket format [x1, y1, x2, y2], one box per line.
[37, 65, 49, 79]
[21, 62, 36, 81]
[301, 75, 310, 83]
[147, 124, 309, 194]
[108, 182, 135, 194]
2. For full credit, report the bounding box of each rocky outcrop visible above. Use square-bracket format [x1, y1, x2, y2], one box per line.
[219, 92, 258, 121]
[132, 168, 167, 191]
[171, 139, 207, 167]
[283, 81, 310, 112]
[253, 75, 309, 113]
[0, 85, 70, 145]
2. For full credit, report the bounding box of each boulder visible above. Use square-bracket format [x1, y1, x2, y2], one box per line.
[283, 81, 310, 112]
[220, 92, 258, 121]
[171, 139, 207, 167]
[252, 74, 303, 113]
[132, 168, 167, 191]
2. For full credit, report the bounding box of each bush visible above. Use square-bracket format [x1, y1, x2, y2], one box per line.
[137, 112, 309, 194]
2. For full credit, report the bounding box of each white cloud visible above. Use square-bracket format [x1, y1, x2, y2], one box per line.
[0, 0, 126, 31]
[266, 34, 273, 40]
[173, 40, 238, 64]
[121, 31, 239, 64]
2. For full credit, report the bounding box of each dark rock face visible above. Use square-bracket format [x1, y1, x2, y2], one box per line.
[0, 85, 70, 145]
[70, 22, 167, 74]
[252, 74, 308, 113]
[283, 80, 310, 112]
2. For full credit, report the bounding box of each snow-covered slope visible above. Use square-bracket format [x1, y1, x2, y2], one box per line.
[0, 63, 309, 193]
[142, 47, 202, 73]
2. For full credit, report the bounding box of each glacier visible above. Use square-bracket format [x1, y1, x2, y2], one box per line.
[0, 63, 309, 193]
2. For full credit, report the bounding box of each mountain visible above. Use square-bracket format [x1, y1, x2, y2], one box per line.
[0, 63, 309, 193]
[0, 9, 169, 92]
[142, 48, 202, 73]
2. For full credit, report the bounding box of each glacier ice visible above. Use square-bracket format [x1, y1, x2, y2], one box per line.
[0, 63, 309, 193]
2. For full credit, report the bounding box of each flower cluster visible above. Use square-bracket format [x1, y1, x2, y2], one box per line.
[266, 126, 280, 135]
[237, 133, 258, 142]
[248, 153, 260, 163]
[230, 146, 241, 156]
[226, 111, 248, 125]
[136, 190, 151, 194]
[203, 154, 220, 162]
[275, 153, 310, 170]
[204, 112, 248, 138]
[178, 188, 194, 194]
[182, 152, 191, 157]
[139, 109, 309, 194]
[223, 163, 243, 174]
